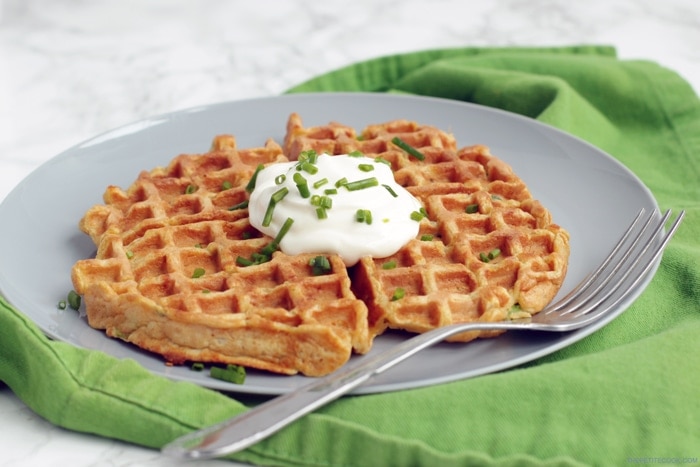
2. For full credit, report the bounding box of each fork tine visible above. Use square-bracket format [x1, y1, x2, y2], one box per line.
[543, 207, 650, 314]
[545, 209, 684, 325]
[568, 209, 684, 319]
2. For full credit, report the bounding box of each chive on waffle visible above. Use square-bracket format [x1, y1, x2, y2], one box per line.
[71, 114, 569, 376]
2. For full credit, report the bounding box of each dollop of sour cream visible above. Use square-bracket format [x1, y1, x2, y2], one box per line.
[248, 153, 423, 266]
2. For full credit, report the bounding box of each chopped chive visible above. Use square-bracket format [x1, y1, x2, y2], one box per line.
[492, 195, 502, 200]
[392, 136, 425, 161]
[293, 172, 310, 198]
[228, 200, 249, 211]
[358, 163, 374, 172]
[374, 156, 391, 166]
[202, 289, 211, 294]
[488, 248, 501, 260]
[382, 184, 398, 198]
[194, 243, 203, 248]
[221, 180, 232, 190]
[300, 161, 318, 174]
[320, 196, 332, 209]
[391, 287, 406, 301]
[236, 256, 254, 266]
[299, 149, 318, 163]
[324, 188, 338, 195]
[348, 150, 364, 157]
[316, 207, 327, 219]
[310, 194, 322, 206]
[191, 362, 205, 371]
[192, 267, 206, 278]
[313, 178, 329, 189]
[275, 174, 286, 185]
[262, 187, 289, 227]
[57, 300, 67, 310]
[355, 209, 372, 224]
[125, 250, 134, 259]
[465, 203, 479, 214]
[344, 177, 379, 191]
[210, 364, 246, 384]
[410, 210, 425, 222]
[335, 177, 348, 188]
[245, 164, 265, 193]
[480, 252, 490, 262]
[420, 234, 434, 241]
[273, 217, 295, 245]
[67, 290, 81, 311]
[382, 260, 397, 270]
[309, 255, 332, 275]
[185, 184, 198, 194]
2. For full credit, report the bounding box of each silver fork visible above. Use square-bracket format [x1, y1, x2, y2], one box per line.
[162, 208, 684, 460]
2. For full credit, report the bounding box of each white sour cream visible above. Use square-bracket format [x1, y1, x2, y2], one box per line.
[248, 153, 423, 266]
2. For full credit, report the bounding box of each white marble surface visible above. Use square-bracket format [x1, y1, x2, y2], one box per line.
[1, 0, 699, 465]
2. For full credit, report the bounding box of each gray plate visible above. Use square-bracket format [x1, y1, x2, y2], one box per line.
[0, 93, 659, 395]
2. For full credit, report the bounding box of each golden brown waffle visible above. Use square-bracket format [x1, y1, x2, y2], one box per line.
[72, 114, 569, 377]
[72, 135, 372, 376]
[285, 113, 570, 341]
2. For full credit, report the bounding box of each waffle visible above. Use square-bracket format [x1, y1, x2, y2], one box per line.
[72, 114, 570, 377]
[72, 135, 372, 376]
[285, 113, 570, 341]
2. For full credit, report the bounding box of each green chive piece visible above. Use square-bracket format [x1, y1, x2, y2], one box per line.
[299, 149, 318, 163]
[391, 287, 406, 301]
[210, 364, 246, 384]
[355, 209, 372, 224]
[313, 178, 329, 189]
[309, 255, 332, 275]
[125, 250, 134, 259]
[310, 194, 322, 206]
[300, 161, 318, 174]
[324, 188, 338, 195]
[479, 252, 490, 263]
[348, 150, 364, 158]
[374, 156, 391, 166]
[293, 172, 310, 198]
[344, 177, 379, 191]
[262, 187, 289, 227]
[358, 163, 374, 172]
[320, 196, 332, 209]
[316, 207, 327, 219]
[273, 217, 295, 245]
[57, 300, 67, 310]
[67, 290, 81, 310]
[335, 177, 348, 188]
[228, 200, 249, 211]
[202, 289, 211, 294]
[185, 184, 198, 194]
[221, 180, 232, 190]
[246, 164, 265, 193]
[382, 184, 398, 198]
[492, 195, 503, 200]
[392, 136, 425, 161]
[465, 203, 479, 214]
[236, 256, 254, 267]
[382, 260, 397, 270]
[192, 267, 206, 278]
[275, 174, 287, 185]
[410, 210, 425, 222]
[488, 248, 501, 260]
[420, 234, 434, 241]
[191, 362, 205, 371]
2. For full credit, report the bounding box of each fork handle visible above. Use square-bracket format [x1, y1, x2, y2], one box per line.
[161, 320, 519, 459]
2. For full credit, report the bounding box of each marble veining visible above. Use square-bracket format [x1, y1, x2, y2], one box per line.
[1, 0, 699, 465]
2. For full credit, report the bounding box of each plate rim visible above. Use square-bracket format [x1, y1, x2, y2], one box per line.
[0, 92, 660, 395]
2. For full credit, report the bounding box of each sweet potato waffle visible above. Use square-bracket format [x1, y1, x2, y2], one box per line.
[71, 114, 570, 376]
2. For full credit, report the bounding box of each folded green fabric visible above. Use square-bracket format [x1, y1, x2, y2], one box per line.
[1, 45, 699, 466]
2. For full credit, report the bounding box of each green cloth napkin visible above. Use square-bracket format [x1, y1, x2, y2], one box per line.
[2, 45, 699, 466]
